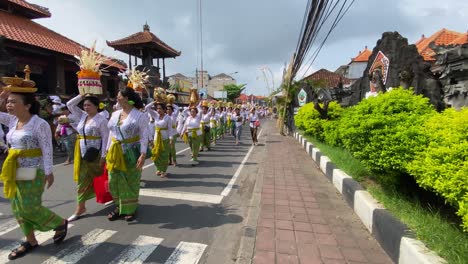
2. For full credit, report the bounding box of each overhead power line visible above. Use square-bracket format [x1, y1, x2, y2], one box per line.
[289, 0, 355, 82]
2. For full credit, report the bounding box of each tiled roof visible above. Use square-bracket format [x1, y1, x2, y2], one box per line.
[0, 10, 126, 70]
[351, 46, 371, 62]
[107, 27, 181, 58]
[416, 28, 468, 61]
[4, 0, 51, 19]
[169, 73, 188, 79]
[212, 73, 234, 79]
[449, 32, 468, 45]
[303, 69, 351, 88]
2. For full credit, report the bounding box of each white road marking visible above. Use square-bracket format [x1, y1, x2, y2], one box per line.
[110, 235, 163, 264]
[140, 189, 223, 204]
[0, 224, 75, 260]
[220, 128, 263, 197]
[143, 147, 190, 169]
[0, 219, 19, 237]
[41, 228, 117, 264]
[164, 241, 207, 264]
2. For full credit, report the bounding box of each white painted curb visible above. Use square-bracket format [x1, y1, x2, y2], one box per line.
[332, 169, 351, 194]
[306, 142, 312, 155]
[319, 156, 330, 172]
[354, 190, 384, 232]
[311, 147, 320, 161]
[399, 237, 447, 264]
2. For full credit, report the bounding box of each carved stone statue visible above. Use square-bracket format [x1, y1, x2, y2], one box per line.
[369, 68, 386, 93]
[398, 65, 415, 90]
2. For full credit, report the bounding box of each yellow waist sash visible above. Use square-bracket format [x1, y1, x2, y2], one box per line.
[73, 135, 101, 182]
[151, 127, 168, 161]
[106, 135, 140, 173]
[210, 120, 217, 128]
[0, 148, 41, 199]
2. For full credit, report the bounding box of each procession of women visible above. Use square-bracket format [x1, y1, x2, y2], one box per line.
[0, 53, 266, 260]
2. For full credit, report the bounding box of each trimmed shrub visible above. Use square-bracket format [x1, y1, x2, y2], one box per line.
[294, 101, 343, 141]
[408, 108, 468, 231]
[334, 89, 436, 183]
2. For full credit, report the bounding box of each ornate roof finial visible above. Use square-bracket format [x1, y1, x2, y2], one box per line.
[143, 22, 150, 32]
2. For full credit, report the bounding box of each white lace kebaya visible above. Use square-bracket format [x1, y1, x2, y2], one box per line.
[0, 113, 53, 175]
[107, 108, 149, 154]
[67, 95, 109, 158]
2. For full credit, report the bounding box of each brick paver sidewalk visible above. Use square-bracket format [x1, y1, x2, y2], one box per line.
[253, 131, 392, 264]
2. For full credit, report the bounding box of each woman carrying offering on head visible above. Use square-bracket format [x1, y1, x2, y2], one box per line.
[66, 94, 109, 222]
[106, 87, 148, 221]
[0, 83, 68, 260]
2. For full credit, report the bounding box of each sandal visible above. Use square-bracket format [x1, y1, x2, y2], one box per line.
[53, 220, 68, 245]
[107, 208, 121, 221]
[8, 241, 38, 260]
[124, 214, 136, 222]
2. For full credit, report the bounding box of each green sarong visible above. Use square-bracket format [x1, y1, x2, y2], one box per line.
[169, 135, 178, 163]
[210, 127, 218, 142]
[12, 169, 64, 236]
[154, 139, 170, 172]
[189, 135, 202, 161]
[202, 127, 211, 149]
[77, 156, 103, 202]
[108, 150, 141, 215]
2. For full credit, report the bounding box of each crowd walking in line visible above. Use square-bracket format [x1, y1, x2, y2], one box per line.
[0, 69, 268, 260]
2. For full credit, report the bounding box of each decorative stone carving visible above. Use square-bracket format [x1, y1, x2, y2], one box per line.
[349, 32, 445, 111]
[432, 43, 468, 109]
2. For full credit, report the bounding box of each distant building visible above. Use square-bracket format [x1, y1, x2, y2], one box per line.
[236, 94, 266, 106]
[334, 46, 371, 80]
[207, 73, 236, 98]
[168, 73, 193, 92]
[170, 70, 237, 97]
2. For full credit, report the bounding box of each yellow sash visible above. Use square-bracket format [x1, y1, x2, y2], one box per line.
[73, 135, 101, 183]
[106, 136, 140, 173]
[210, 120, 217, 128]
[0, 148, 41, 199]
[227, 116, 231, 127]
[151, 127, 167, 161]
[200, 121, 208, 135]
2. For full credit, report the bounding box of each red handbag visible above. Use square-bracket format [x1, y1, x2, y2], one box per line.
[93, 164, 113, 204]
[254, 120, 261, 127]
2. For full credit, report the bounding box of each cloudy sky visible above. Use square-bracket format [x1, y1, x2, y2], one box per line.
[31, 0, 468, 95]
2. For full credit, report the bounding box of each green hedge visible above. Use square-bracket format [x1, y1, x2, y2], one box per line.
[296, 89, 467, 230]
[294, 101, 343, 141]
[408, 108, 468, 231]
[335, 89, 436, 182]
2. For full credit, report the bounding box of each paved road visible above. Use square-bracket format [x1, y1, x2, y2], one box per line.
[0, 123, 265, 264]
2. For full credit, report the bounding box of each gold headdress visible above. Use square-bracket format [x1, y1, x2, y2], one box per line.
[127, 69, 149, 93]
[201, 100, 209, 108]
[153, 87, 167, 104]
[2, 65, 38, 93]
[76, 41, 104, 95]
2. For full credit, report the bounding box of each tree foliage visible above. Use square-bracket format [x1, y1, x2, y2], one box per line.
[223, 83, 246, 102]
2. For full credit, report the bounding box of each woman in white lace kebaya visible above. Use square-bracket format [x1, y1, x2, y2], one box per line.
[182, 106, 202, 165]
[145, 101, 174, 178]
[106, 87, 148, 221]
[66, 94, 109, 222]
[0, 90, 68, 260]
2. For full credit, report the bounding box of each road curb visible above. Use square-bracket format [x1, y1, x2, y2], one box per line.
[293, 132, 447, 264]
